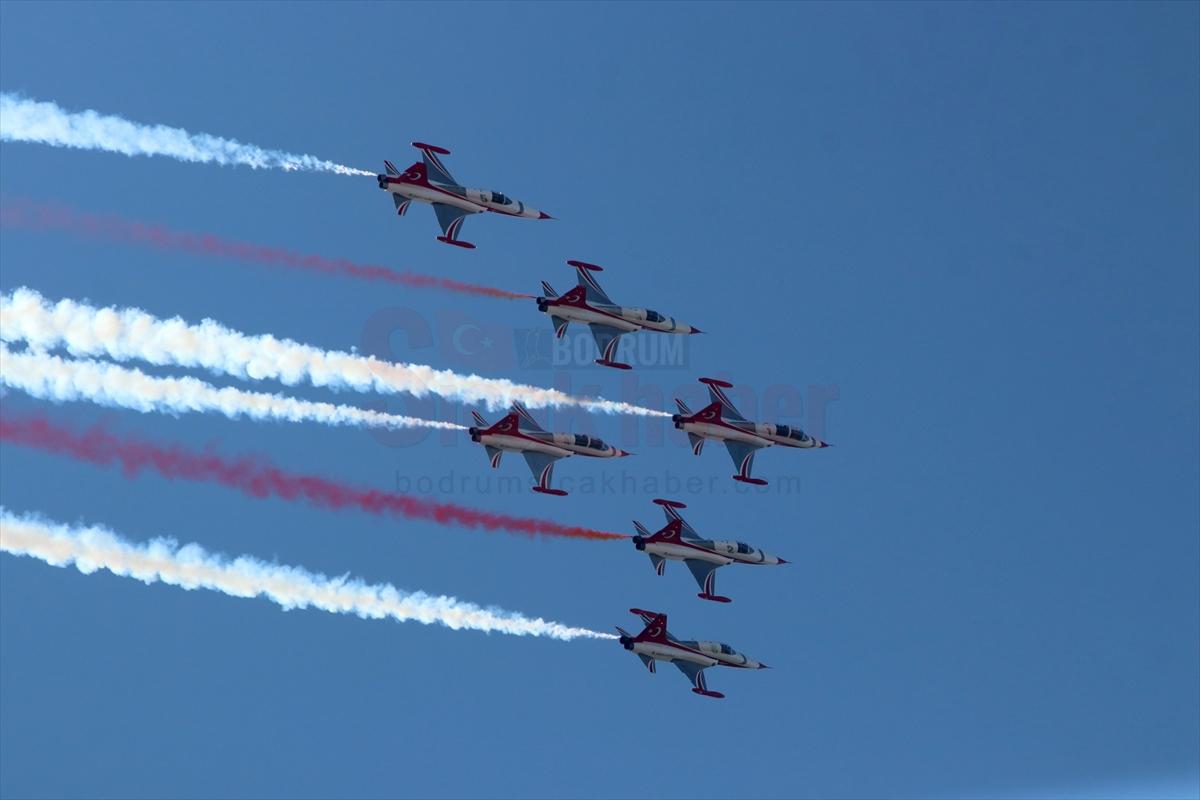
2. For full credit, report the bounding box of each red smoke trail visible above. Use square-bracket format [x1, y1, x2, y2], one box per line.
[0, 415, 626, 542]
[0, 196, 533, 300]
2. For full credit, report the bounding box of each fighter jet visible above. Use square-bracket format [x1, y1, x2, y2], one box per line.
[536, 260, 702, 370]
[632, 499, 787, 603]
[467, 402, 629, 495]
[615, 609, 768, 699]
[672, 377, 829, 486]
[377, 142, 552, 249]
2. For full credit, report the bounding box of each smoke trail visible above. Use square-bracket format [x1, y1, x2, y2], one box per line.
[0, 415, 628, 542]
[0, 508, 614, 641]
[0, 93, 373, 177]
[0, 197, 532, 300]
[0, 287, 671, 418]
[0, 345, 464, 433]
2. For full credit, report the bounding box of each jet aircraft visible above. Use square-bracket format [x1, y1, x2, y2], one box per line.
[672, 377, 829, 485]
[633, 499, 787, 602]
[377, 142, 551, 249]
[616, 609, 768, 699]
[467, 402, 629, 495]
[536, 260, 701, 369]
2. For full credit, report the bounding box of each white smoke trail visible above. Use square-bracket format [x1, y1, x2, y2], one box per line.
[0, 287, 671, 417]
[0, 345, 464, 432]
[0, 93, 373, 177]
[0, 508, 615, 641]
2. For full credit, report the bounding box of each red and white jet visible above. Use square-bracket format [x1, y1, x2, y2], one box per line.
[616, 609, 769, 699]
[377, 142, 552, 249]
[536, 260, 702, 370]
[673, 377, 829, 486]
[632, 499, 788, 603]
[467, 402, 629, 496]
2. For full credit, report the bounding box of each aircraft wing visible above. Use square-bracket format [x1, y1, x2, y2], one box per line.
[684, 559, 720, 596]
[704, 380, 747, 421]
[659, 502, 701, 539]
[414, 142, 457, 185]
[511, 402, 546, 432]
[724, 440, 767, 482]
[673, 661, 717, 695]
[569, 261, 614, 304]
[588, 323, 627, 365]
[522, 450, 564, 493]
[432, 203, 471, 244]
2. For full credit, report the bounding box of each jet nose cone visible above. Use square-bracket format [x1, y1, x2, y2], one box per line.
[538, 211, 554, 220]
[818, 441, 831, 448]
[689, 327, 703, 335]
[616, 449, 633, 457]
[757, 663, 770, 670]
[776, 558, 789, 565]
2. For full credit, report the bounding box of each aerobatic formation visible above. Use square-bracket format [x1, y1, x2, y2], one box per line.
[0, 97, 834, 700]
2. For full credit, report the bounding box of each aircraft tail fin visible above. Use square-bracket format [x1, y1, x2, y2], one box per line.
[675, 398, 693, 416]
[630, 609, 670, 643]
[383, 160, 401, 176]
[541, 281, 559, 298]
[633, 520, 652, 538]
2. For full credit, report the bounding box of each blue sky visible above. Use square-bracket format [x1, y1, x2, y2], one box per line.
[1, 2, 1197, 798]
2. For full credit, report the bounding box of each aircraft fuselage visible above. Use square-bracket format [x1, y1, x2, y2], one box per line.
[627, 638, 763, 670]
[471, 428, 626, 459]
[637, 536, 785, 567]
[538, 291, 699, 336]
[379, 171, 547, 220]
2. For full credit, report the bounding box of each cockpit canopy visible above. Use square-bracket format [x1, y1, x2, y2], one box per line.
[773, 423, 810, 442]
[645, 309, 665, 323]
[490, 191, 511, 205]
[574, 434, 607, 450]
[697, 641, 737, 656]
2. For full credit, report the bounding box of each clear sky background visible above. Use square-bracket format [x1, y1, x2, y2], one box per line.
[1, 2, 1197, 799]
